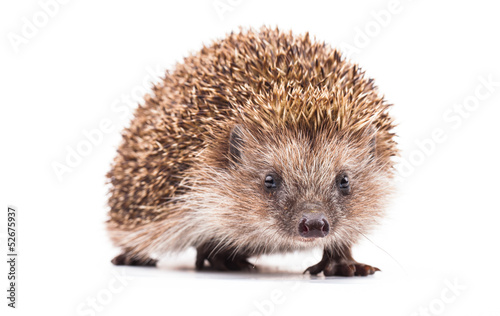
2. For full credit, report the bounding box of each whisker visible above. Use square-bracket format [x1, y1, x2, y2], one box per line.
[345, 224, 407, 274]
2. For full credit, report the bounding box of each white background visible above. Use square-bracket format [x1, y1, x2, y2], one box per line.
[1, 0, 500, 315]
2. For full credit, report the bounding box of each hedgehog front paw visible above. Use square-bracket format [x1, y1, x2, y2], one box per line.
[211, 256, 256, 272]
[111, 252, 157, 267]
[305, 260, 379, 277]
[325, 261, 379, 276]
[304, 247, 380, 277]
[197, 254, 257, 272]
[195, 243, 257, 272]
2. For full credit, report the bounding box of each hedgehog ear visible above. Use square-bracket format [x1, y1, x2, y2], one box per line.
[229, 124, 245, 164]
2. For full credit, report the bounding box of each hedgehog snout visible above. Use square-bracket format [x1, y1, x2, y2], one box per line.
[298, 212, 330, 238]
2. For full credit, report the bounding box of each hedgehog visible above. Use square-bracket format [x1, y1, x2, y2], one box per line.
[106, 27, 397, 276]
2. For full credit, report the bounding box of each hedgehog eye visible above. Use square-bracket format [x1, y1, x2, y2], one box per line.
[264, 175, 276, 189]
[337, 174, 350, 195]
[264, 173, 280, 190]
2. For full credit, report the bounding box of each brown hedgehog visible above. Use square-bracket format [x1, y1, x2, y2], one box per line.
[107, 27, 397, 276]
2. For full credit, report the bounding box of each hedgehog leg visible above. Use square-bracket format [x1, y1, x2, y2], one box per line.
[195, 242, 256, 272]
[304, 246, 379, 277]
[111, 249, 157, 267]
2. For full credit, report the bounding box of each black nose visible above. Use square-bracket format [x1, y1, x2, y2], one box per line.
[298, 213, 330, 238]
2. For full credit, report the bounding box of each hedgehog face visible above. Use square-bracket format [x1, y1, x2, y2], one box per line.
[224, 124, 392, 249]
